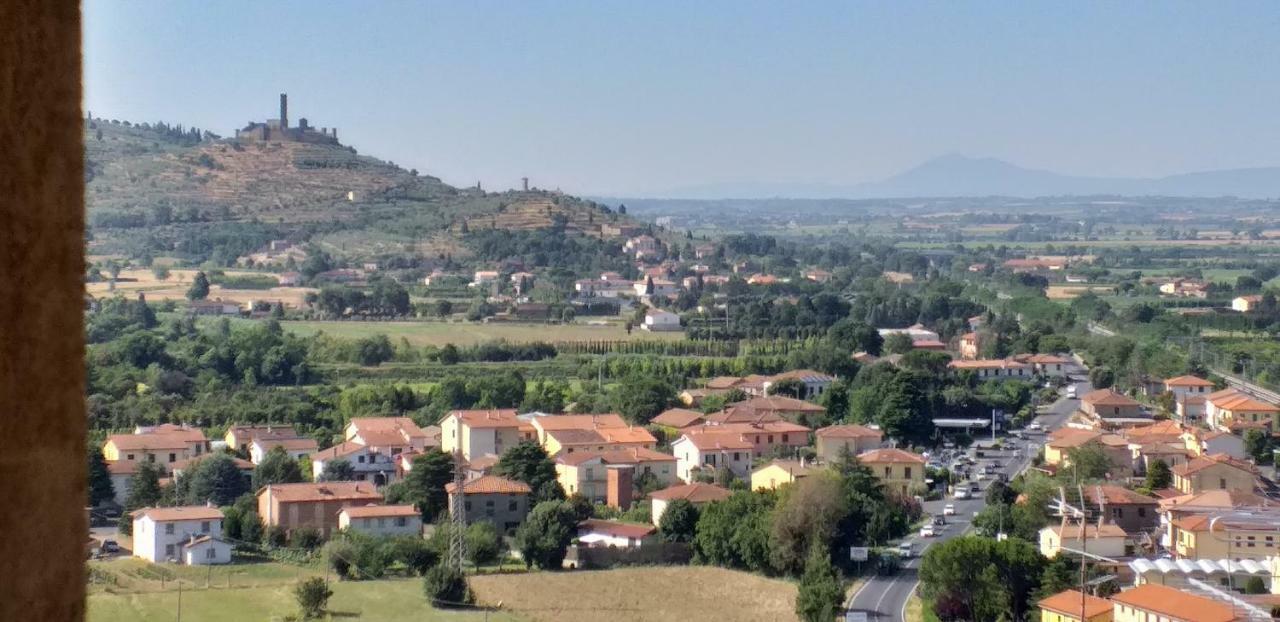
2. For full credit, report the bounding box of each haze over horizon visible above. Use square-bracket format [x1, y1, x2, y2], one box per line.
[85, 1, 1280, 197]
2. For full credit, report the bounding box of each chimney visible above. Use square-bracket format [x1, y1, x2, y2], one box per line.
[606, 465, 634, 510]
[279, 93, 288, 129]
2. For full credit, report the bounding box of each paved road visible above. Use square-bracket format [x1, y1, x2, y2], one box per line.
[844, 373, 1091, 621]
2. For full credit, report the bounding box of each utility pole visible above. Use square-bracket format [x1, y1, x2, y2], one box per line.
[448, 449, 468, 571]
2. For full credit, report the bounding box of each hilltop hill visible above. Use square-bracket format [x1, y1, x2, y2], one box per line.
[84, 117, 640, 263]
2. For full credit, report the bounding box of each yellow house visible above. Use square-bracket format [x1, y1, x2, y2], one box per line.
[1109, 584, 1237, 622]
[1205, 388, 1280, 431]
[102, 425, 208, 467]
[439, 409, 533, 461]
[1038, 589, 1113, 622]
[1039, 523, 1127, 559]
[1170, 453, 1259, 495]
[813, 424, 883, 463]
[750, 459, 817, 491]
[531, 414, 656, 456]
[857, 448, 925, 497]
[554, 447, 677, 503]
[1172, 514, 1280, 561]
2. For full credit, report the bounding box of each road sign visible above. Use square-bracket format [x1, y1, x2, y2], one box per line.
[849, 546, 869, 562]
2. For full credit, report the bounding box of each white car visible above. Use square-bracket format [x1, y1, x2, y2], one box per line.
[1028, 421, 1043, 430]
[954, 488, 971, 500]
[943, 504, 956, 516]
[920, 524, 937, 537]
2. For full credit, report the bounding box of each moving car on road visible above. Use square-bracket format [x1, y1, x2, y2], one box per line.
[943, 504, 956, 516]
[954, 488, 970, 500]
[920, 524, 936, 537]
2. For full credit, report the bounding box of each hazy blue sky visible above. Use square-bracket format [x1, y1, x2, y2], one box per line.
[85, 1, 1280, 196]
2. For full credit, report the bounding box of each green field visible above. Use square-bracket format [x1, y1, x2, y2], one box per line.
[279, 319, 685, 347]
[87, 560, 517, 622]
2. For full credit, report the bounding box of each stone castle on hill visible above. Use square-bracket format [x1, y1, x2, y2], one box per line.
[236, 93, 339, 145]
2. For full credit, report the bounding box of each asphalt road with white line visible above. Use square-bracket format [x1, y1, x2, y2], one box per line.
[844, 374, 1090, 621]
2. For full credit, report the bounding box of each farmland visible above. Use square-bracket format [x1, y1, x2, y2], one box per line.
[86, 559, 515, 622]
[468, 566, 802, 622]
[241, 318, 685, 347]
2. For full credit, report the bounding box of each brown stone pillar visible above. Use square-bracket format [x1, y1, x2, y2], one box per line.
[0, 1, 86, 620]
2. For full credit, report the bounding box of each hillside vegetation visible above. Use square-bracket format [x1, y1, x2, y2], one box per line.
[84, 117, 643, 263]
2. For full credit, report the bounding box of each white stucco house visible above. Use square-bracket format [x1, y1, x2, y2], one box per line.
[642, 309, 681, 332]
[131, 506, 231, 565]
[338, 504, 423, 537]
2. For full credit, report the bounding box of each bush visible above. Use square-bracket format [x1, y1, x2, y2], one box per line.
[291, 527, 323, 551]
[293, 577, 333, 619]
[465, 522, 502, 566]
[423, 564, 472, 608]
[1244, 576, 1266, 594]
[394, 536, 438, 576]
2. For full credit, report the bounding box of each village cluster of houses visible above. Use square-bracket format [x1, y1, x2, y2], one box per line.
[1030, 373, 1280, 617]
[101, 364, 945, 566]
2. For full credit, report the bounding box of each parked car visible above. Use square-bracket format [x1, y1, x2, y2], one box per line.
[100, 540, 120, 554]
[969, 482, 981, 493]
[1065, 386, 1077, 399]
[1029, 421, 1043, 430]
[943, 504, 956, 516]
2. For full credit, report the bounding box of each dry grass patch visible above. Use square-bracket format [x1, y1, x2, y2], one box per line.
[469, 566, 800, 622]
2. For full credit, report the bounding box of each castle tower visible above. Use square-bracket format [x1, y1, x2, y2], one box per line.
[522, 177, 529, 191]
[279, 93, 288, 129]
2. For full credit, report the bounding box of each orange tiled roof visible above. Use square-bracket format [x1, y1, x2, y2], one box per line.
[857, 448, 925, 464]
[1044, 523, 1127, 539]
[449, 409, 521, 429]
[133, 506, 224, 522]
[1038, 590, 1112, 619]
[1110, 584, 1235, 622]
[340, 504, 420, 519]
[531, 413, 628, 431]
[815, 424, 883, 439]
[348, 417, 429, 445]
[445, 475, 531, 495]
[676, 432, 754, 451]
[1164, 375, 1215, 387]
[649, 482, 732, 503]
[259, 482, 381, 503]
[1081, 388, 1140, 407]
[105, 433, 197, 451]
[556, 447, 675, 467]
[652, 408, 706, 428]
[948, 359, 1030, 370]
[578, 518, 656, 539]
[1085, 485, 1158, 506]
[1171, 453, 1259, 477]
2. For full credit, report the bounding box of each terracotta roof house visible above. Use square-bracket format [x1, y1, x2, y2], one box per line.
[338, 504, 423, 537]
[257, 482, 382, 536]
[1037, 589, 1113, 622]
[814, 424, 884, 463]
[947, 358, 1033, 380]
[1171, 453, 1260, 495]
[858, 448, 926, 496]
[649, 483, 732, 526]
[445, 475, 532, 531]
[224, 424, 302, 455]
[440, 409, 536, 460]
[1083, 485, 1160, 534]
[751, 459, 818, 491]
[707, 395, 825, 424]
[1205, 388, 1279, 432]
[1080, 388, 1146, 422]
[1038, 523, 1127, 559]
[1109, 584, 1237, 622]
[651, 408, 706, 429]
[576, 519, 656, 548]
[345, 417, 432, 451]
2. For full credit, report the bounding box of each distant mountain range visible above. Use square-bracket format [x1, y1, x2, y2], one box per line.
[646, 154, 1280, 200]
